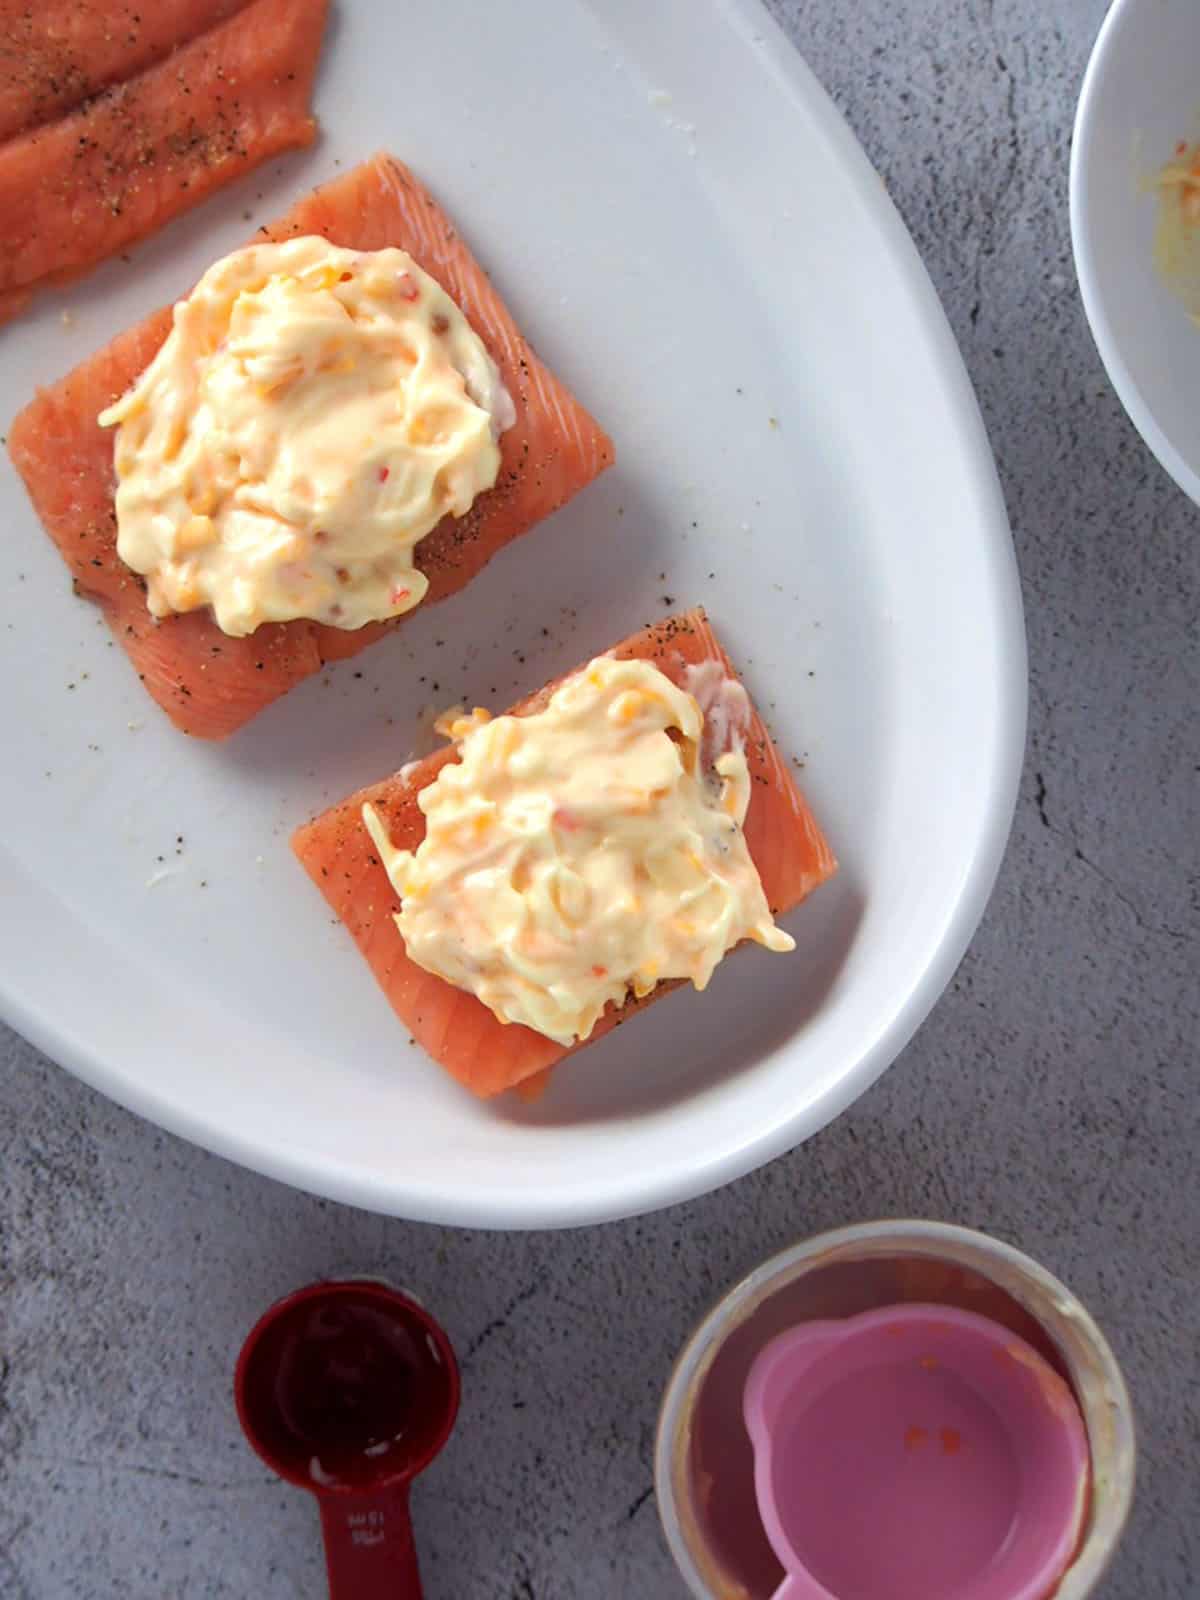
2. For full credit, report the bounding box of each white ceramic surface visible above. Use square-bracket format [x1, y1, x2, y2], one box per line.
[0, 0, 1023, 1227]
[1072, 0, 1200, 506]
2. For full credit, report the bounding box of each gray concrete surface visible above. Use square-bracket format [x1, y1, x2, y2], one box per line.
[2, 1, 1197, 1595]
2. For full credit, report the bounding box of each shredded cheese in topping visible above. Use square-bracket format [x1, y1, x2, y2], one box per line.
[99, 236, 514, 637]
[363, 655, 794, 1047]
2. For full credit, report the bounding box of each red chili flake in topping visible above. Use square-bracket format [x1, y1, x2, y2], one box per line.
[390, 587, 411, 606]
[378, 466, 390, 483]
[591, 965, 607, 978]
[339, 271, 353, 282]
[335, 567, 350, 584]
[432, 312, 450, 335]
[553, 807, 582, 832]
[396, 273, 420, 302]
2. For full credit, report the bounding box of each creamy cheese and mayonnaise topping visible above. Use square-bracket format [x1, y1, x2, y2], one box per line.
[363, 655, 794, 1047]
[98, 236, 514, 637]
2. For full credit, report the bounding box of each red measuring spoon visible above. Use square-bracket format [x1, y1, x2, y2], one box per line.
[235, 1279, 460, 1599]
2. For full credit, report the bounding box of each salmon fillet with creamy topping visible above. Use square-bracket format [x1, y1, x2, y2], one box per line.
[0, 0, 327, 323]
[7, 153, 615, 737]
[292, 609, 838, 1100]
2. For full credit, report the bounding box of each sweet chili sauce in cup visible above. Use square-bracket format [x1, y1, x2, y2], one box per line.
[236, 1279, 459, 1600]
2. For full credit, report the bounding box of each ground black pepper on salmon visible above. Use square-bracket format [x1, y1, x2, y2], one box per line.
[0, 1, 251, 142]
[0, 0, 326, 323]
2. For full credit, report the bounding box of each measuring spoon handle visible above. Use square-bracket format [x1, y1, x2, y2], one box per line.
[318, 1484, 423, 1599]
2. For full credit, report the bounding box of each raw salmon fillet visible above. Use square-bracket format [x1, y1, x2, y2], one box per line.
[0, 1, 252, 142]
[292, 609, 838, 1100]
[0, 0, 326, 322]
[7, 153, 615, 737]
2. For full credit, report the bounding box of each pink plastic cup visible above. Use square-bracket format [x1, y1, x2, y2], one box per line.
[655, 1221, 1135, 1600]
[742, 1305, 1090, 1600]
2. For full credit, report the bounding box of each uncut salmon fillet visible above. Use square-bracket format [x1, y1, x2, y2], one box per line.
[7, 153, 615, 737]
[0, 0, 252, 142]
[0, 0, 326, 323]
[292, 609, 838, 1100]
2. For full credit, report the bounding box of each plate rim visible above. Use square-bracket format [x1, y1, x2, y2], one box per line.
[0, 0, 1026, 1228]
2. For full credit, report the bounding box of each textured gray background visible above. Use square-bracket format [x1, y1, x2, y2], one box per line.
[2, 0, 1197, 1595]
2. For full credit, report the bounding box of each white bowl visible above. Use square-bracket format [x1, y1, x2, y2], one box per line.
[1072, 0, 1200, 504]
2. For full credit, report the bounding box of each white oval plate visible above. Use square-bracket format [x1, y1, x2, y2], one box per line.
[1071, 0, 1200, 507]
[0, 0, 1024, 1227]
